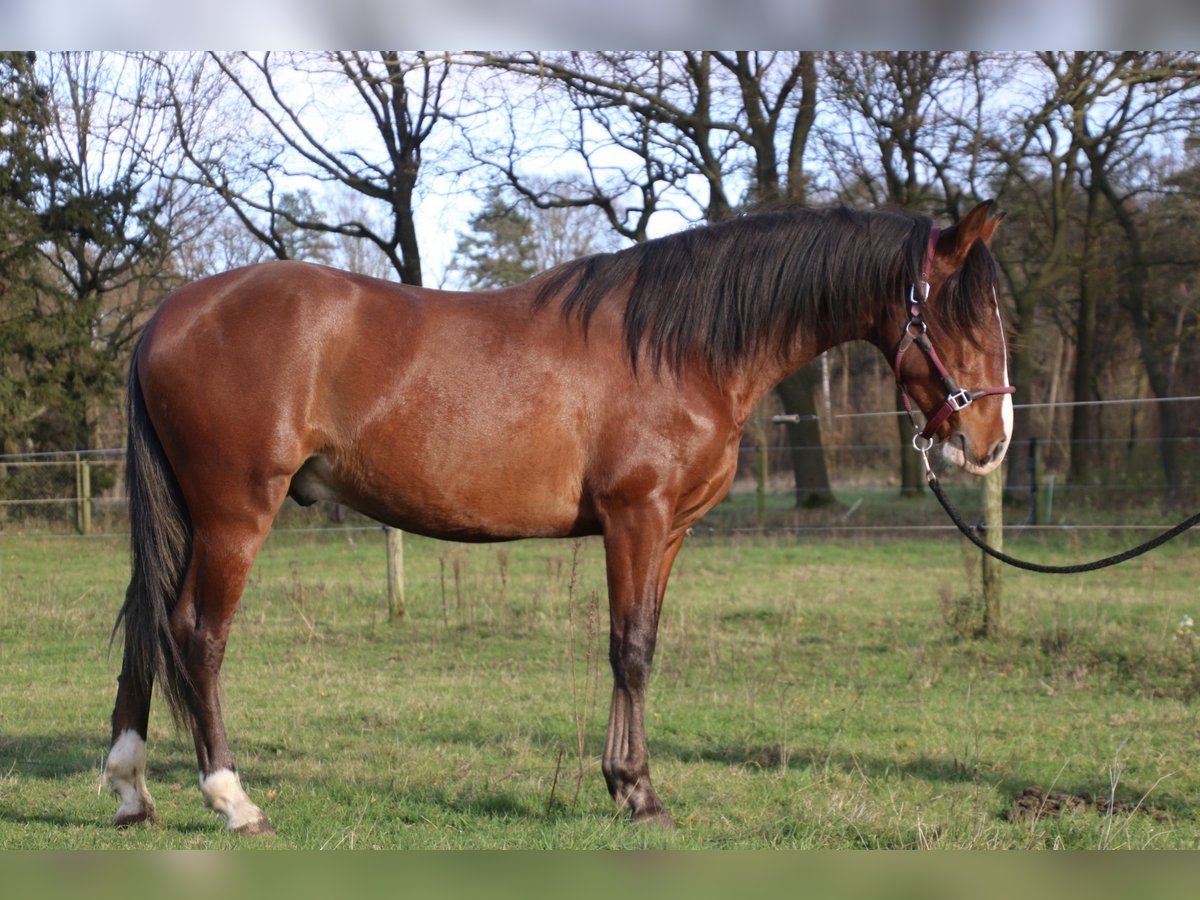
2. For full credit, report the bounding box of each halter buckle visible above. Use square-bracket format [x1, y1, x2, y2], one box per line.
[946, 388, 973, 412]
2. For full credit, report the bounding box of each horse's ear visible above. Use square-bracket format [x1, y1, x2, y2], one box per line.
[936, 200, 1003, 268]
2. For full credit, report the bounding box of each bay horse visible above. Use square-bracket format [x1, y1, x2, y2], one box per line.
[104, 201, 1013, 833]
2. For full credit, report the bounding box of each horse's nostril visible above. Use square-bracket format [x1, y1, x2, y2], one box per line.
[985, 437, 1009, 466]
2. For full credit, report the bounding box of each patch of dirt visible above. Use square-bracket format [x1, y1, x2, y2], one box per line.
[1004, 784, 1168, 823]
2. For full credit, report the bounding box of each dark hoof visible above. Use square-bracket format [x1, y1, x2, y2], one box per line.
[233, 814, 275, 836]
[113, 808, 158, 828]
[630, 808, 676, 829]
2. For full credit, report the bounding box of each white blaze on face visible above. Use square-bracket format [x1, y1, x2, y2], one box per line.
[998, 303, 1014, 444]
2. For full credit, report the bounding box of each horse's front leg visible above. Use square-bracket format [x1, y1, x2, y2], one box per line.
[600, 506, 686, 826]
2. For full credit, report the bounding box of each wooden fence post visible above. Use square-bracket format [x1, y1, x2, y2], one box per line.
[1027, 436, 1039, 525]
[81, 459, 92, 536]
[74, 453, 92, 536]
[75, 453, 82, 534]
[981, 465, 1004, 637]
[386, 527, 405, 622]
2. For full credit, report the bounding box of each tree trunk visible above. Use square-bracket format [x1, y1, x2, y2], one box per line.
[1126, 251, 1184, 512]
[1086, 126, 1187, 513]
[1068, 188, 1102, 486]
[775, 367, 836, 508]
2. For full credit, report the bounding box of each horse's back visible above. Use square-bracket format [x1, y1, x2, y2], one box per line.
[136, 261, 618, 539]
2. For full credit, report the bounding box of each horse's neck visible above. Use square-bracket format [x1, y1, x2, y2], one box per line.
[721, 344, 821, 429]
[723, 318, 889, 428]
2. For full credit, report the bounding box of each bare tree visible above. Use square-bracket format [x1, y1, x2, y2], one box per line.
[39, 53, 200, 342]
[970, 53, 1090, 501]
[528, 198, 623, 271]
[160, 51, 467, 286]
[468, 51, 738, 240]
[1073, 52, 1200, 508]
[986, 52, 1200, 499]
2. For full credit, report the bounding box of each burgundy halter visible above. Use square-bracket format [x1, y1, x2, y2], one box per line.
[894, 226, 1016, 451]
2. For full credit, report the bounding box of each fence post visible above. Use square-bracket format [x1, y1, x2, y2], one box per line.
[386, 527, 405, 622]
[981, 465, 1004, 637]
[74, 452, 93, 536]
[1027, 436, 1040, 526]
[75, 453, 82, 534]
[81, 459, 92, 536]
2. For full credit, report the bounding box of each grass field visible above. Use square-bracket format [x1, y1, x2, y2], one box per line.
[2, 516, 1199, 849]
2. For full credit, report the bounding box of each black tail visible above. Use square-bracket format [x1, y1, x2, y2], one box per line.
[111, 344, 193, 727]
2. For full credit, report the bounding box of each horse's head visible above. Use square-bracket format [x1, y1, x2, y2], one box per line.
[893, 201, 1014, 476]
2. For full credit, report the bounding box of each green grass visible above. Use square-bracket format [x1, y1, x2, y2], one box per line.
[2, 524, 1200, 848]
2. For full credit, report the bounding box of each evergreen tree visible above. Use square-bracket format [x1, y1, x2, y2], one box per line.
[275, 190, 334, 263]
[452, 188, 538, 289]
[3, 52, 179, 454]
[0, 52, 62, 452]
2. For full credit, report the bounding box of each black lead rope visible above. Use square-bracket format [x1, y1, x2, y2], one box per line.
[926, 472, 1200, 575]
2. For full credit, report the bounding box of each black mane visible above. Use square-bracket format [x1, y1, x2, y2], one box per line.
[532, 205, 996, 379]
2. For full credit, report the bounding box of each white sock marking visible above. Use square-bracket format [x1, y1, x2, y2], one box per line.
[104, 729, 155, 823]
[199, 768, 267, 831]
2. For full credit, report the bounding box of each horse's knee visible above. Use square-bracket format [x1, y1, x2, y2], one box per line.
[609, 630, 657, 690]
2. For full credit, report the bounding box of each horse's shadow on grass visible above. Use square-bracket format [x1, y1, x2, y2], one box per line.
[380, 723, 1195, 824]
[659, 737, 1191, 824]
[0, 732, 212, 831]
[4, 728, 1189, 831]
[1, 731, 109, 779]
[0, 731, 202, 781]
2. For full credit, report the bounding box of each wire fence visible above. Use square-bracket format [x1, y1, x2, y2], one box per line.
[3, 418, 1199, 539]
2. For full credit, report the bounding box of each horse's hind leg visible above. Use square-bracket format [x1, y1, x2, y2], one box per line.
[106, 648, 157, 826]
[175, 519, 277, 834]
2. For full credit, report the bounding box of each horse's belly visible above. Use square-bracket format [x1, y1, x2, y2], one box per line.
[288, 451, 597, 542]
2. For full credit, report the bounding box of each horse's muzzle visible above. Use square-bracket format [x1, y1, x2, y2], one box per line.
[940, 431, 1010, 476]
